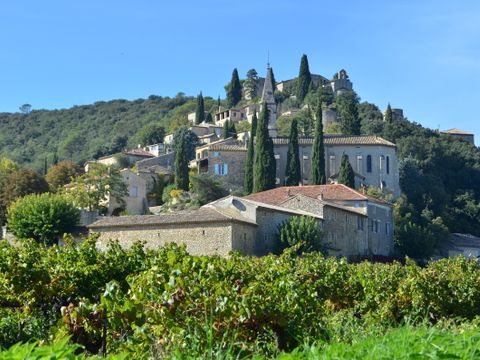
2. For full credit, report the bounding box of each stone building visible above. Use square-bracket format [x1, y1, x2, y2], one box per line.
[194, 135, 400, 196]
[107, 169, 148, 216]
[244, 184, 394, 257]
[440, 128, 475, 145]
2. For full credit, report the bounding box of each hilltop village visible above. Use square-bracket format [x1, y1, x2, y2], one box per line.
[1, 55, 478, 261]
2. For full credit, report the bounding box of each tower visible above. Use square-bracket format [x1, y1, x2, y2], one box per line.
[260, 65, 277, 137]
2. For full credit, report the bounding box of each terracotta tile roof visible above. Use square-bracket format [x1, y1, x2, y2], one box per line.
[88, 207, 255, 229]
[273, 135, 396, 147]
[244, 184, 385, 205]
[209, 144, 247, 151]
[122, 148, 155, 157]
[440, 128, 473, 135]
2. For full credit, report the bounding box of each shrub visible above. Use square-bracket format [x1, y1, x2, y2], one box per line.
[277, 215, 327, 254]
[7, 193, 79, 245]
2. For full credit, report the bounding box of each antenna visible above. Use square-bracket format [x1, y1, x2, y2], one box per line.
[267, 50, 270, 68]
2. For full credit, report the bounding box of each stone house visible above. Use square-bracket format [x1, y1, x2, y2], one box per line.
[194, 135, 400, 196]
[244, 184, 394, 257]
[440, 233, 480, 259]
[440, 128, 475, 145]
[107, 169, 148, 216]
[85, 148, 155, 171]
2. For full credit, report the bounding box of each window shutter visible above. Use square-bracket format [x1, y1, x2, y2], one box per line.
[224, 163, 229, 175]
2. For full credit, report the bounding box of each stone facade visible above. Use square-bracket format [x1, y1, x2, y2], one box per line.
[108, 169, 148, 215]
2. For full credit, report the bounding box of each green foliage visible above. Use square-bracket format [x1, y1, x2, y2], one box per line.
[45, 160, 83, 191]
[311, 101, 326, 185]
[0, 168, 49, 225]
[132, 123, 165, 147]
[190, 175, 228, 206]
[253, 105, 276, 193]
[243, 112, 257, 194]
[336, 91, 360, 135]
[7, 193, 79, 245]
[195, 92, 205, 124]
[278, 216, 326, 254]
[222, 120, 237, 139]
[65, 163, 128, 212]
[285, 120, 301, 186]
[171, 126, 199, 161]
[296, 54, 312, 102]
[174, 130, 189, 191]
[338, 153, 355, 188]
[0, 96, 191, 170]
[384, 103, 393, 123]
[244, 69, 258, 99]
[226, 68, 242, 107]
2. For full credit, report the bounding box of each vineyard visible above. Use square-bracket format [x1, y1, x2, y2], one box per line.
[1, 236, 480, 358]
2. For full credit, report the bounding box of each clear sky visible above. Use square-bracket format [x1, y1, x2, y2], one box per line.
[1, 0, 479, 144]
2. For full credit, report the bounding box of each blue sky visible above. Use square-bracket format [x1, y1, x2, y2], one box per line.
[1, 0, 479, 144]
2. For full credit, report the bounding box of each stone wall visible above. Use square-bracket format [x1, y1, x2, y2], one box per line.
[137, 152, 175, 171]
[366, 203, 394, 256]
[208, 150, 246, 190]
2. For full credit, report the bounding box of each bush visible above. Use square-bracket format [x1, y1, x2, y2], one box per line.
[7, 193, 80, 245]
[277, 215, 327, 255]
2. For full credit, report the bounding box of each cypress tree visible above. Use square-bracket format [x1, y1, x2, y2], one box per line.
[338, 153, 355, 188]
[311, 101, 326, 184]
[205, 112, 213, 123]
[174, 132, 190, 191]
[336, 91, 360, 135]
[253, 104, 276, 192]
[195, 92, 205, 124]
[222, 120, 230, 139]
[226, 68, 242, 107]
[243, 112, 258, 194]
[229, 121, 237, 139]
[285, 119, 301, 186]
[296, 54, 312, 103]
[385, 103, 393, 123]
[268, 67, 276, 95]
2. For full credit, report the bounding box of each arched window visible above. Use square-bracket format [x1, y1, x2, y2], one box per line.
[366, 155, 372, 173]
[386, 156, 390, 174]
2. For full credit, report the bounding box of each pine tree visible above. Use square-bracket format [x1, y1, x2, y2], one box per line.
[174, 131, 190, 191]
[296, 54, 312, 103]
[285, 119, 301, 186]
[253, 104, 276, 192]
[226, 68, 242, 107]
[52, 151, 59, 165]
[385, 103, 393, 123]
[243, 112, 258, 194]
[338, 153, 355, 188]
[195, 92, 205, 124]
[268, 67, 276, 95]
[311, 100, 326, 184]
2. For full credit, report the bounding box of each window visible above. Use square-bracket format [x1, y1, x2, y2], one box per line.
[385, 223, 390, 235]
[386, 156, 390, 174]
[356, 155, 363, 174]
[375, 220, 379, 233]
[329, 155, 336, 174]
[379, 155, 385, 171]
[212, 151, 220, 158]
[214, 163, 228, 175]
[274, 154, 280, 160]
[357, 217, 364, 231]
[366, 155, 372, 173]
[130, 186, 138, 198]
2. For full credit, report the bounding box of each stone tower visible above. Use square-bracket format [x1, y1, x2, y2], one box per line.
[260, 65, 277, 137]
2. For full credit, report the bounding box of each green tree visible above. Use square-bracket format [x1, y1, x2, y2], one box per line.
[336, 91, 360, 135]
[244, 69, 258, 99]
[45, 160, 83, 191]
[253, 105, 276, 192]
[205, 112, 213, 123]
[190, 175, 228, 205]
[172, 126, 199, 161]
[311, 101, 326, 184]
[285, 119, 301, 186]
[385, 103, 393, 123]
[195, 92, 205, 124]
[243, 112, 258, 194]
[277, 215, 327, 255]
[268, 67, 276, 95]
[0, 169, 49, 224]
[65, 163, 127, 212]
[7, 193, 79, 246]
[174, 129, 190, 191]
[296, 54, 312, 103]
[60, 131, 84, 161]
[226, 68, 242, 107]
[338, 153, 355, 188]
[134, 123, 165, 146]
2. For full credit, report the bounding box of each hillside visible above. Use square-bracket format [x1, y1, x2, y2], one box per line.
[0, 95, 217, 171]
